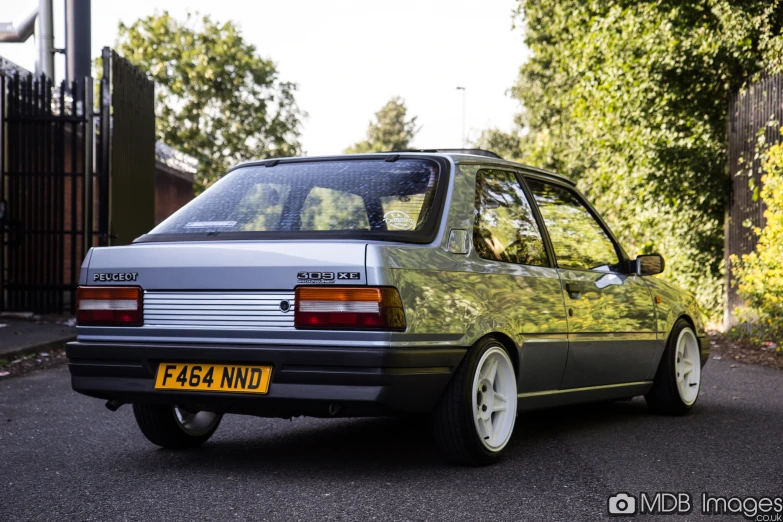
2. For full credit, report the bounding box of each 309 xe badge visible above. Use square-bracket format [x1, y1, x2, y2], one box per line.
[297, 272, 361, 284]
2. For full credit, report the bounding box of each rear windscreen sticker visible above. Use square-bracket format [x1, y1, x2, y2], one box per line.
[184, 221, 237, 229]
[383, 211, 414, 230]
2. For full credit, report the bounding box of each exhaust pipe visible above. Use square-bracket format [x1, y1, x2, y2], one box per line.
[105, 399, 124, 412]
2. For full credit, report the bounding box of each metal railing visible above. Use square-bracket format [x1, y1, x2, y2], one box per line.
[0, 48, 155, 313]
[0, 73, 94, 312]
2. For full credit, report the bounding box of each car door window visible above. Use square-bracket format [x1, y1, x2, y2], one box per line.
[526, 179, 620, 271]
[473, 170, 548, 266]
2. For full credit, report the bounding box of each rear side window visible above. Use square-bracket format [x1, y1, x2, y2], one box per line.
[526, 179, 620, 271]
[149, 159, 440, 238]
[473, 170, 548, 266]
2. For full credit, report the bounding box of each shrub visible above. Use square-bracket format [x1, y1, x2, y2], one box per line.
[731, 130, 783, 343]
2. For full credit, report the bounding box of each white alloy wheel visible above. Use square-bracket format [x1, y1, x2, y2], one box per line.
[674, 328, 701, 405]
[471, 345, 517, 452]
[173, 407, 221, 437]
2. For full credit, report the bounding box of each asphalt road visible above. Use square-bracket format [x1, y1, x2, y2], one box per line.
[1, 358, 782, 521]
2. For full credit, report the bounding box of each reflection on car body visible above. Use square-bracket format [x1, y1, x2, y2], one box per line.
[68, 149, 708, 465]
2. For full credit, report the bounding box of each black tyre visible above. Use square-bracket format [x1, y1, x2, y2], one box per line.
[432, 336, 518, 465]
[132, 404, 222, 449]
[645, 319, 702, 416]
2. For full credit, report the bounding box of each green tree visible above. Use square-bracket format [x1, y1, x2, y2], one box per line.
[346, 97, 419, 153]
[502, 1, 783, 318]
[474, 128, 523, 161]
[116, 11, 305, 192]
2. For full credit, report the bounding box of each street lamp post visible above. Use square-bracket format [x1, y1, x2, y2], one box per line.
[456, 86, 466, 147]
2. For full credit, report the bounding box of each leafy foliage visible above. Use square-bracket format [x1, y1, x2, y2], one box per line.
[346, 97, 419, 153]
[500, 0, 783, 318]
[474, 128, 523, 161]
[731, 133, 783, 341]
[116, 11, 304, 192]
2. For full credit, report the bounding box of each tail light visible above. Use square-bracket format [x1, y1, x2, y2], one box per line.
[77, 286, 143, 326]
[295, 286, 406, 331]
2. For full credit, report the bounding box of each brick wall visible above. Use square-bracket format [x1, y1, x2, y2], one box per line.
[154, 162, 194, 225]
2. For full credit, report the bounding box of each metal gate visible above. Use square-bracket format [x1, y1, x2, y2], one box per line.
[0, 74, 96, 313]
[0, 49, 155, 314]
[102, 48, 156, 248]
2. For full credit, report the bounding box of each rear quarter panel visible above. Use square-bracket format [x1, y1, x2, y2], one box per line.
[367, 162, 520, 348]
[367, 163, 570, 392]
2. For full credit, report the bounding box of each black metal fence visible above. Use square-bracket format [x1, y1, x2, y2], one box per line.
[0, 49, 155, 314]
[0, 74, 96, 313]
[105, 48, 156, 246]
[726, 73, 783, 325]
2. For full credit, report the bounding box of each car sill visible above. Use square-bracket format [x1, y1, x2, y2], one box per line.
[516, 381, 654, 412]
[517, 381, 654, 398]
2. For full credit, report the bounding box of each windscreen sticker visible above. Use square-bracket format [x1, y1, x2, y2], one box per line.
[383, 211, 414, 230]
[184, 221, 237, 229]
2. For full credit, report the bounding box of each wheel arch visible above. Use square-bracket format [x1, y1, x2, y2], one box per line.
[675, 314, 697, 341]
[644, 314, 703, 414]
[647, 314, 700, 380]
[477, 331, 520, 379]
[674, 313, 709, 367]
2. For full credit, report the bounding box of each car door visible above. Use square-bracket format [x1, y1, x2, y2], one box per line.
[525, 178, 657, 389]
[472, 169, 569, 393]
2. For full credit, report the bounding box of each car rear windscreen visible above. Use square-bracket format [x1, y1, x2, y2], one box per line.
[148, 158, 442, 239]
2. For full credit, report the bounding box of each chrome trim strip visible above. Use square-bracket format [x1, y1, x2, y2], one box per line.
[568, 332, 657, 341]
[145, 311, 291, 317]
[77, 333, 391, 346]
[145, 316, 294, 328]
[519, 334, 569, 342]
[144, 291, 295, 329]
[517, 381, 653, 398]
[141, 293, 295, 299]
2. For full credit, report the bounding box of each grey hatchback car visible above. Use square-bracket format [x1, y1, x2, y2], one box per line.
[68, 150, 708, 465]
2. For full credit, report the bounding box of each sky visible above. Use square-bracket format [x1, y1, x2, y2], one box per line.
[1, 0, 528, 156]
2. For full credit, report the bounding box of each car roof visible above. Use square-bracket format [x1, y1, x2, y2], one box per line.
[231, 151, 575, 187]
[430, 152, 575, 186]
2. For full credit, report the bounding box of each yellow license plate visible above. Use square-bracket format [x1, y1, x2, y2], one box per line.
[154, 363, 272, 394]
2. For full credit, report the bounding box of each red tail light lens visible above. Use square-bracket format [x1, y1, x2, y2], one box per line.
[77, 286, 143, 326]
[294, 286, 406, 331]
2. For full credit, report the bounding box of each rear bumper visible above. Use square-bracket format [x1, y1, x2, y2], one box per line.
[67, 341, 466, 417]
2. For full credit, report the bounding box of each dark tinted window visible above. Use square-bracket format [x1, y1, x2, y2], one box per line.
[150, 159, 439, 235]
[473, 170, 548, 266]
[527, 179, 619, 271]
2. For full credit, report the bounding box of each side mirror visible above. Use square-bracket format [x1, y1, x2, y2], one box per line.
[636, 254, 665, 276]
